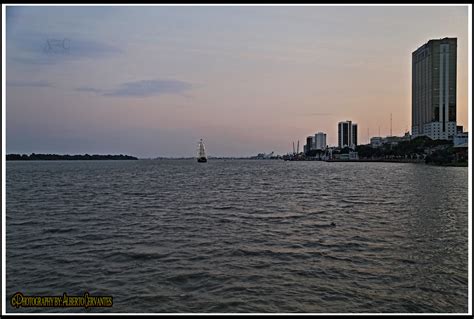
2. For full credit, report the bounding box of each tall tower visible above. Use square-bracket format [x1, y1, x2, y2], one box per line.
[412, 37, 457, 140]
[338, 121, 357, 150]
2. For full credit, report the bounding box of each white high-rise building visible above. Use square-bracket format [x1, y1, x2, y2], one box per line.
[313, 132, 327, 150]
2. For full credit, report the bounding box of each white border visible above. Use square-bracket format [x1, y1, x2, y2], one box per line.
[468, 2, 472, 317]
[0, 3, 473, 6]
[2, 2, 6, 316]
[1, 3, 472, 316]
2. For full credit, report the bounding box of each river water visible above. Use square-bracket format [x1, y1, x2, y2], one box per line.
[5, 160, 469, 313]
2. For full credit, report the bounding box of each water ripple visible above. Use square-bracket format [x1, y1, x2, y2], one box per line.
[6, 160, 468, 313]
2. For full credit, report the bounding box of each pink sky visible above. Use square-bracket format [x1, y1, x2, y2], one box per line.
[5, 5, 470, 157]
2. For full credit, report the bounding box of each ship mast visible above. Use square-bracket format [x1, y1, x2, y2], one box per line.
[198, 139, 206, 158]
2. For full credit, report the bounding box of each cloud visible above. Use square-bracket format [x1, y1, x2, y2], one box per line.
[7, 81, 54, 88]
[73, 79, 193, 98]
[104, 79, 192, 97]
[75, 87, 104, 94]
[64, 39, 121, 58]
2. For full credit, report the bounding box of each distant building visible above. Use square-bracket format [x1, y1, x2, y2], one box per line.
[334, 151, 359, 161]
[384, 135, 407, 146]
[349, 151, 359, 160]
[453, 132, 468, 147]
[370, 132, 411, 148]
[412, 37, 457, 140]
[338, 121, 357, 149]
[305, 136, 313, 154]
[370, 136, 383, 148]
[313, 132, 327, 150]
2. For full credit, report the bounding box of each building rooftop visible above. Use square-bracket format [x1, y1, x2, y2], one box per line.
[413, 37, 457, 53]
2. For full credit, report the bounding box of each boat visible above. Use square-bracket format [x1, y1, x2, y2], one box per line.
[197, 139, 207, 163]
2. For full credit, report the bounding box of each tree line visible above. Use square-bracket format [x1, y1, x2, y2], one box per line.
[355, 136, 466, 166]
[6, 153, 138, 161]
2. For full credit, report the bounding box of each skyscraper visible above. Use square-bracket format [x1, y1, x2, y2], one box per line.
[412, 38, 457, 140]
[305, 136, 313, 154]
[314, 132, 327, 150]
[338, 121, 357, 149]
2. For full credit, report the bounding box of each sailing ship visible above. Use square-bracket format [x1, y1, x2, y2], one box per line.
[197, 139, 207, 163]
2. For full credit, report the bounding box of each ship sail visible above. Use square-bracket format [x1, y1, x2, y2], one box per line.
[197, 139, 207, 162]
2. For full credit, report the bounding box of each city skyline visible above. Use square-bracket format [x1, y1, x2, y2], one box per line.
[4, 5, 470, 157]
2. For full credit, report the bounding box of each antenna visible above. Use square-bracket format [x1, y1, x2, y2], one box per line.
[293, 142, 295, 155]
[390, 113, 392, 137]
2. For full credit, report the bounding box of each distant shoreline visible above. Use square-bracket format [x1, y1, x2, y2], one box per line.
[324, 159, 424, 163]
[6, 154, 138, 161]
[6, 155, 468, 167]
[151, 157, 256, 160]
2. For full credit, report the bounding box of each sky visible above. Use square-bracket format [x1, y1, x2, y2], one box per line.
[4, 5, 470, 158]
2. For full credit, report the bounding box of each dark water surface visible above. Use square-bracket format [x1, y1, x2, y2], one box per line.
[6, 160, 469, 313]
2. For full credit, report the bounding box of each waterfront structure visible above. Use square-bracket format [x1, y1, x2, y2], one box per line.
[252, 152, 276, 159]
[370, 132, 411, 148]
[347, 151, 359, 160]
[412, 37, 457, 140]
[338, 121, 357, 149]
[453, 132, 468, 147]
[370, 137, 383, 148]
[332, 151, 359, 161]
